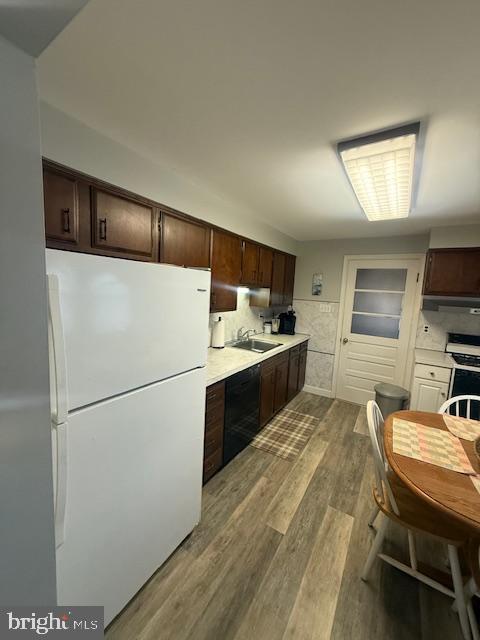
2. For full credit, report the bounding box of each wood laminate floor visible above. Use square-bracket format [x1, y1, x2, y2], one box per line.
[106, 394, 465, 640]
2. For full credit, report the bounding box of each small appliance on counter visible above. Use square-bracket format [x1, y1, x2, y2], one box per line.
[211, 316, 225, 348]
[279, 307, 296, 335]
[264, 321, 272, 334]
[271, 318, 280, 334]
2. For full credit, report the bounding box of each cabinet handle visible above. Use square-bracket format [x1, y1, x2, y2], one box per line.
[440, 392, 446, 398]
[61, 208, 70, 233]
[99, 217, 107, 241]
[429, 371, 435, 377]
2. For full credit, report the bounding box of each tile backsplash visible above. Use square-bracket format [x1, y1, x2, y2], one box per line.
[415, 310, 480, 351]
[209, 288, 274, 344]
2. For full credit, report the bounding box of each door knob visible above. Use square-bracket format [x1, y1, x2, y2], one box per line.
[342, 338, 349, 344]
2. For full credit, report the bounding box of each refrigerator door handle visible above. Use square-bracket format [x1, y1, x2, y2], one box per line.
[48, 274, 68, 425]
[53, 422, 68, 548]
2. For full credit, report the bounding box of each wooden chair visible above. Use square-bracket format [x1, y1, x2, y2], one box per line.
[439, 395, 480, 419]
[362, 400, 476, 640]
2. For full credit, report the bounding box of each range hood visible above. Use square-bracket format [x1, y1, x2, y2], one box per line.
[422, 295, 480, 314]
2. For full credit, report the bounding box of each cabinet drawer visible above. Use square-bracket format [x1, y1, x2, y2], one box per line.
[414, 364, 451, 384]
[261, 357, 276, 376]
[300, 341, 308, 353]
[204, 424, 223, 458]
[206, 381, 225, 405]
[289, 345, 300, 357]
[203, 448, 223, 483]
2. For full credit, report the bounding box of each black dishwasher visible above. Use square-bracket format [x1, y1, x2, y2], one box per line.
[223, 365, 260, 464]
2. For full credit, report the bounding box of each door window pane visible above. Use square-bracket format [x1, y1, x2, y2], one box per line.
[353, 291, 403, 315]
[351, 313, 400, 339]
[355, 268, 407, 291]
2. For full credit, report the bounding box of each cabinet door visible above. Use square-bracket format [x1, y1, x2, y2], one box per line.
[410, 378, 448, 412]
[210, 230, 242, 312]
[92, 188, 156, 260]
[162, 213, 210, 268]
[283, 254, 296, 305]
[43, 169, 80, 246]
[297, 345, 308, 391]
[423, 248, 480, 296]
[258, 247, 273, 287]
[287, 347, 300, 401]
[273, 355, 289, 413]
[260, 364, 276, 427]
[271, 252, 286, 306]
[241, 241, 260, 286]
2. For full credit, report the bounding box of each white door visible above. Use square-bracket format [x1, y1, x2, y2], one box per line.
[336, 257, 421, 405]
[46, 249, 210, 410]
[55, 367, 205, 625]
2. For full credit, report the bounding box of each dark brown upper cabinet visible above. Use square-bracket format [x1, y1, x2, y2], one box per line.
[210, 230, 242, 312]
[258, 246, 273, 287]
[162, 213, 210, 268]
[270, 252, 286, 306]
[423, 248, 480, 297]
[92, 187, 156, 261]
[240, 240, 260, 286]
[43, 168, 80, 246]
[43, 165, 92, 252]
[283, 254, 296, 305]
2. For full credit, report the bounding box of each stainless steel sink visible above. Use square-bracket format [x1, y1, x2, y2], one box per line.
[231, 339, 282, 353]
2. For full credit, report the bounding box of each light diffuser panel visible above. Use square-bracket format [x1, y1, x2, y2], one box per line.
[340, 133, 417, 221]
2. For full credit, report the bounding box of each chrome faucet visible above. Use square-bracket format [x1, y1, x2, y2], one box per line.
[237, 327, 256, 340]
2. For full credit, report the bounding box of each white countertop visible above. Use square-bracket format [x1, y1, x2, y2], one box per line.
[415, 348, 455, 368]
[206, 333, 310, 386]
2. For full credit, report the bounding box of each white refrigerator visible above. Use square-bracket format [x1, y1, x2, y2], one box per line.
[46, 249, 210, 625]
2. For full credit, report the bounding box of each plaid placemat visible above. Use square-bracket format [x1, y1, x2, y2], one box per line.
[443, 415, 480, 441]
[249, 408, 319, 461]
[393, 418, 475, 475]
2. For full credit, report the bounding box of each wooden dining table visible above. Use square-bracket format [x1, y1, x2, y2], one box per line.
[385, 410, 480, 535]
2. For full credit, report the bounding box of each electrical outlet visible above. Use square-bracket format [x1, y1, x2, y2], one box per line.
[423, 325, 430, 333]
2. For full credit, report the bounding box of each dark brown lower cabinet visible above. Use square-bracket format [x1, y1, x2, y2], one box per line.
[203, 380, 225, 483]
[298, 343, 308, 391]
[273, 352, 289, 414]
[203, 342, 308, 482]
[260, 360, 276, 427]
[287, 346, 300, 401]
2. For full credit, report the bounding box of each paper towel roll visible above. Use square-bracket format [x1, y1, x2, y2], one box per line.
[211, 316, 225, 348]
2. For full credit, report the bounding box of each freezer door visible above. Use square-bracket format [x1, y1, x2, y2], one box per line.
[56, 368, 205, 625]
[46, 249, 210, 411]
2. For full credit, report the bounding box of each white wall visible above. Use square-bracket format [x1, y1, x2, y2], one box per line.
[429, 224, 480, 248]
[294, 234, 429, 302]
[293, 233, 429, 396]
[0, 36, 56, 603]
[40, 102, 299, 255]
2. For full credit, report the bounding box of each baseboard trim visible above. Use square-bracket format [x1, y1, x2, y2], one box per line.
[303, 385, 334, 398]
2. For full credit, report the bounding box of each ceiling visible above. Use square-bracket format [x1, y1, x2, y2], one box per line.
[37, 0, 480, 240]
[0, 0, 88, 57]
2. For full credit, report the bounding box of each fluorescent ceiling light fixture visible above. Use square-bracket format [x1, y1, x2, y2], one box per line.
[338, 122, 420, 221]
